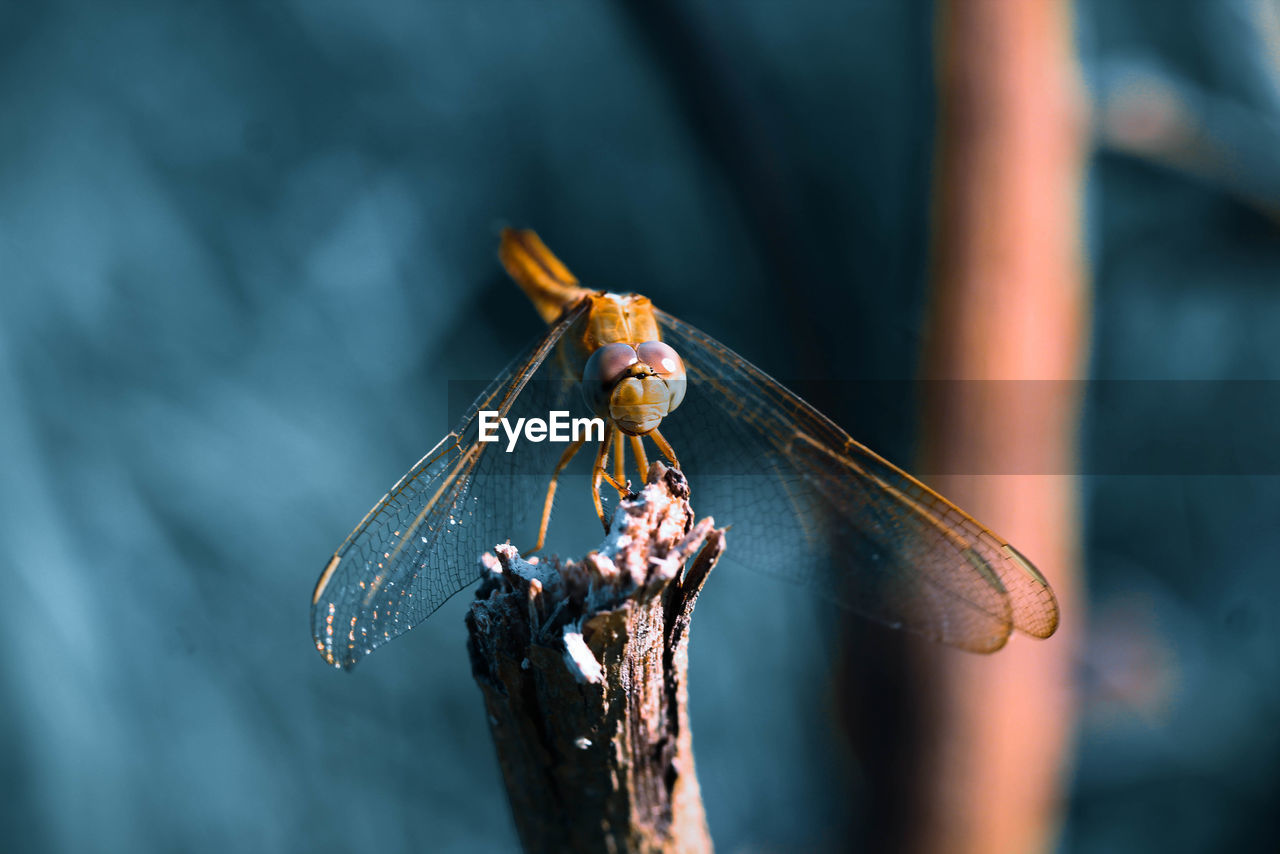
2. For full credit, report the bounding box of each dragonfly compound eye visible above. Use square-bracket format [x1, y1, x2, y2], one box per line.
[581, 342, 640, 418]
[636, 341, 686, 413]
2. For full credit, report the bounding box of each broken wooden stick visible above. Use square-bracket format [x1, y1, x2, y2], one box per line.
[467, 462, 724, 854]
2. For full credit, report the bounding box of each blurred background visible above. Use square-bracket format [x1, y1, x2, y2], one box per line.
[2, 0, 1278, 852]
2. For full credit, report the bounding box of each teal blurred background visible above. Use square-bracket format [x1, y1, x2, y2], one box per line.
[2, 1, 1278, 852]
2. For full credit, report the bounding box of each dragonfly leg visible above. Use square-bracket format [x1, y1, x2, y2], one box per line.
[525, 437, 586, 554]
[612, 428, 627, 493]
[629, 434, 650, 480]
[600, 470, 627, 494]
[649, 427, 681, 470]
[591, 426, 614, 532]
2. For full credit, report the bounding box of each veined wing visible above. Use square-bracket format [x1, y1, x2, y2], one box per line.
[654, 308, 1059, 652]
[311, 300, 590, 669]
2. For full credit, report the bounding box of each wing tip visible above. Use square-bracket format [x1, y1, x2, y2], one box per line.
[1002, 543, 1050, 587]
[1025, 601, 1061, 640]
[312, 554, 342, 606]
[930, 625, 1011, 654]
[310, 553, 367, 672]
[997, 543, 1063, 640]
[312, 636, 364, 672]
[981, 631, 1012, 654]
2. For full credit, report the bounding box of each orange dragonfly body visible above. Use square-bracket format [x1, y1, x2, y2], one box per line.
[312, 229, 1059, 670]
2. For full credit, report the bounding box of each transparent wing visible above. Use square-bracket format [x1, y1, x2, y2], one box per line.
[654, 308, 1059, 652]
[311, 301, 591, 669]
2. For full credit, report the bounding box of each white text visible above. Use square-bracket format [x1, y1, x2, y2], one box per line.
[478, 410, 606, 452]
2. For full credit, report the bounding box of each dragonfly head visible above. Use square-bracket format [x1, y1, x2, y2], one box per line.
[581, 341, 687, 435]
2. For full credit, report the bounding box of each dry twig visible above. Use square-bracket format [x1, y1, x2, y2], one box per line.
[467, 463, 723, 854]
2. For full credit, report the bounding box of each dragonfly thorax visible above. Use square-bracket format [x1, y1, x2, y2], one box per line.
[581, 341, 687, 436]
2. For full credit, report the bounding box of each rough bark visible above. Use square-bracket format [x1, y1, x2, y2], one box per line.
[467, 463, 721, 854]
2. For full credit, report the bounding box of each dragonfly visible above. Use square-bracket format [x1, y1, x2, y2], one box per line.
[311, 229, 1059, 670]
